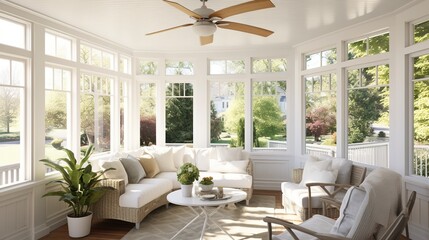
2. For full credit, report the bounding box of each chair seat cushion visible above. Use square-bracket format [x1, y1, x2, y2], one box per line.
[273, 215, 335, 240]
[155, 171, 181, 189]
[119, 178, 172, 208]
[281, 182, 328, 209]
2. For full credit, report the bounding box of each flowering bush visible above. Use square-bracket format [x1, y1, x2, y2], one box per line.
[177, 163, 200, 185]
[200, 176, 213, 185]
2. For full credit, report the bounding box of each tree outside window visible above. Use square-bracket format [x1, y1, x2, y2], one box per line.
[252, 80, 286, 150]
[80, 74, 112, 153]
[140, 83, 156, 146]
[412, 53, 429, 177]
[305, 73, 337, 156]
[210, 81, 244, 147]
[347, 64, 390, 167]
[165, 83, 193, 144]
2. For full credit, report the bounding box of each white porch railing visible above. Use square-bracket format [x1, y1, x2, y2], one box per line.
[414, 145, 429, 177]
[306, 142, 389, 167]
[0, 163, 20, 186]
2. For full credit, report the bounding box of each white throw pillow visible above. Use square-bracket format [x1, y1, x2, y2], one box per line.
[209, 159, 249, 173]
[195, 148, 215, 171]
[172, 145, 186, 169]
[147, 147, 176, 172]
[317, 155, 353, 185]
[299, 156, 338, 187]
[101, 160, 129, 185]
[217, 147, 242, 161]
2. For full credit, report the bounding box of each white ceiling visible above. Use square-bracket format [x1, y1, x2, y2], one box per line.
[6, 0, 416, 52]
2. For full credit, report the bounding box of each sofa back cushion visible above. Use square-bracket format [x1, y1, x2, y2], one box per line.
[145, 147, 176, 172]
[194, 148, 216, 171]
[139, 153, 161, 178]
[120, 155, 146, 183]
[209, 159, 249, 173]
[102, 160, 129, 185]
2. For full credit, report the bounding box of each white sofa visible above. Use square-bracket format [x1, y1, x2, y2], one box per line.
[91, 145, 253, 229]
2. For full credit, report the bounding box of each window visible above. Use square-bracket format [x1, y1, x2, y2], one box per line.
[166, 60, 194, 75]
[411, 53, 429, 177]
[347, 32, 389, 60]
[209, 60, 245, 74]
[45, 66, 71, 173]
[0, 16, 27, 49]
[413, 19, 429, 44]
[140, 83, 156, 146]
[136, 59, 158, 75]
[119, 80, 128, 148]
[45, 31, 73, 60]
[80, 44, 115, 70]
[210, 81, 245, 147]
[80, 73, 112, 153]
[252, 58, 287, 73]
[347, 64, 389, 167]
[305, 73, 337, 156]
[166, 83, 193, 144]
[0, 57, 27, 187]
[119, 56, 131, 74]
[252, 80, 287, 150]
[305, 48, 337, 69]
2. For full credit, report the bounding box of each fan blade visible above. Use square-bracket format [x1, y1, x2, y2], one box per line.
[216, 21, 273, 37]
[209, 0, 274, 19]
[146, 23, 193, 35]
[163, 0, 202, 19]
[200, 35, 214, 45]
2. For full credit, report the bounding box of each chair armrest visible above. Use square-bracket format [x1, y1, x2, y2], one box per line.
[292, 168, 303, 184]
[263, 216, 348, 240]
[305, 182, 352, 219]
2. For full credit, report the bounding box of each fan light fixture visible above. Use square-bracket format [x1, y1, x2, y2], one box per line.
[192, 21, 217, 36]
[146, 0, 275, 45]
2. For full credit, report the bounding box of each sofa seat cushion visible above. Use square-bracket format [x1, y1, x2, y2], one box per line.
[119, 178, 173, 208]
[200, 172, 252, 189]
[155, 172, 181, 189]
[281, 182, 327, 209]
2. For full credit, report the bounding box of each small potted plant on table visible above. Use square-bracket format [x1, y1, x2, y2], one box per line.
[199, 176, 214, 192]
[177, 162, 200, 197]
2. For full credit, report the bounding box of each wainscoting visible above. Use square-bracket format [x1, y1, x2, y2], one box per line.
[405, 177, 429, 240]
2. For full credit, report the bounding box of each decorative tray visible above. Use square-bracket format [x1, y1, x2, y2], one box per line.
[199, 194, 232, 201]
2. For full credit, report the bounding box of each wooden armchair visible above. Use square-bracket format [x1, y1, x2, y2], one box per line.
[306, 164, 367, 218]
[283, 162, 367, 220]
[266, 168, 404, 240]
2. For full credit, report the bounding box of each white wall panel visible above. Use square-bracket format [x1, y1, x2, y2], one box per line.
[0, 190, 32, 240]
[251, 154, 293, 190]
[406, 177, 429, 240]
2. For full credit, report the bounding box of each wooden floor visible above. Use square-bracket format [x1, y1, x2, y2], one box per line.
[40, 190, 281, 240]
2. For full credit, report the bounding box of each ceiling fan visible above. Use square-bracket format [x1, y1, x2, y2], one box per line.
[146, 0, 275, 45]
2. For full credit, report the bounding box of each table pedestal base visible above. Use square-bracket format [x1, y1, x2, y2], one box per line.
[170, 205, 234, 240]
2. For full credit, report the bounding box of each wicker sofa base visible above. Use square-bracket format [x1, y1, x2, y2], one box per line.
[92, 179, 170, 229]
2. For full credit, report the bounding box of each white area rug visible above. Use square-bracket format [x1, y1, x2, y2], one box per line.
[122, 195, 301, 240]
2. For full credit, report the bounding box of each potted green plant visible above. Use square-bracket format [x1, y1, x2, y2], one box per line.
[199, 176, 214, 192]
[41, 139, 114, 238]
[177, 162, 199, 197]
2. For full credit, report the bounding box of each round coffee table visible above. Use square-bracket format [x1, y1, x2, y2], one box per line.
[167, 188, 247, 240]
